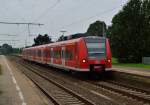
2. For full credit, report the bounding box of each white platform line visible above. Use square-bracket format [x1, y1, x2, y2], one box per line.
[3, 56, 27, 105]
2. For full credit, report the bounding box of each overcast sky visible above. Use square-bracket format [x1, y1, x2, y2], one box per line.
[0, 0, 128, 47]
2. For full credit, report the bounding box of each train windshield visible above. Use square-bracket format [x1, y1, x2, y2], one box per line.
[85, 37, 106, 59]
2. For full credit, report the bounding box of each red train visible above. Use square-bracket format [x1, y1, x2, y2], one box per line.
[22, 36, 112, 73]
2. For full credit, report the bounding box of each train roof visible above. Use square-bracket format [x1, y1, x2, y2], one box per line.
[24, 36, 106, 50]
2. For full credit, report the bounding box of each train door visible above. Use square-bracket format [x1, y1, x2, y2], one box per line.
[61, 47, 65, 66]
[50, 48, 53, 64]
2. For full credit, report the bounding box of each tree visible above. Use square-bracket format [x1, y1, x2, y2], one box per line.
[1, 43, 13, 55]
[87, 20, 107, 36]
[13, 48, 22, 54]
[141, 0, 150, 57]
[33, 34, 53, 46]
[110, 0, 150, 63]
[57, 35, 64, 41]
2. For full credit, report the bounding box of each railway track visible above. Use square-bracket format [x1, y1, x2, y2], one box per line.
[17, 62, 96, 105]
[9, 56, 150, 105]
[88, 80, 150, 103]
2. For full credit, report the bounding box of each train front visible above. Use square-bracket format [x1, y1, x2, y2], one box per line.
[79, 36, 112, 73]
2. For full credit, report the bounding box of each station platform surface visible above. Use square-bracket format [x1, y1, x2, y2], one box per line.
[112, 66, 150, 77]
[0, 55, 52, 105]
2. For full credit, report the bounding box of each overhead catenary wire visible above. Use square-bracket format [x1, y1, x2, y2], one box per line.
[0, 22, 44, 25]
[0, 1, 125, 47]
[18, 2, 123, 44]
[0, 0, 60, 47]
[0, 34, 18, 36]
[34, 0, 61, 22]
[59, 6, 123, 30]
[17, 0, 61, 41]
[0, 21, 44, 47]
[0, 40, 19, 41]
[20, 1, 119, 36]
[0, 0, 29, 47]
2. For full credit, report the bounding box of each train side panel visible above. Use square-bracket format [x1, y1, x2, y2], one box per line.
[65, 43, 77, 68]
[77, 39, 89, 71]
[105, 39, 112, 68]
[22, 36, 112, 73]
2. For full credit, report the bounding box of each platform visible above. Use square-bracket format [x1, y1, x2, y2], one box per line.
[0, 55, 52, 105]
[112, 66, 150, 77]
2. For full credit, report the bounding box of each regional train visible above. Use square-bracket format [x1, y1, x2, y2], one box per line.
[22, 36, 112, 73]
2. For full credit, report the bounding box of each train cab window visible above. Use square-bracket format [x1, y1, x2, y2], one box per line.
[85, 37, 106, 59]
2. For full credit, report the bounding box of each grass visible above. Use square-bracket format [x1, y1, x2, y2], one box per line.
[112, 58, 150, 69]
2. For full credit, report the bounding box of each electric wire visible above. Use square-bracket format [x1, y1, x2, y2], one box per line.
[34, 0, 61, 22]
[18, 0, 61, 39]
[60, 6, 122, 29]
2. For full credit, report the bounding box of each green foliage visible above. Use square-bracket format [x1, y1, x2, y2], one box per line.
[87, 20, 107, 36]
[33, 34, 53, 46]
[57, 20, 107, 41]
[112, 57, 119, 64]
[110, 0, 150, 63]
[1, 43, 13, 55]
[12, 48, 22, 54]
[113, 63, 150, 69]
[0, 44, 22, 55]
[57, 35, 64, 41]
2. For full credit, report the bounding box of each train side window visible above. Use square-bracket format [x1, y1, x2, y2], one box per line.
[29, 50, 30, 56]
[46, 50, 49, 57]
[50, 48, 53, 58]
[61, 49, 65, 59]
[38, 50, 41, 57]
[66, 49, 74, 60]
[40, 50, 41, 57]
[33, 50, 35, 56]
[59, 50, 61, 58]
[36, 50, 38, 57]
[54, 50, 61, 59]
[37, 50, 39, 57]
[30, 50, 31, 56]
[31, 50, 33, 56]
[43, 50, 47, 57]
[56, 50, 60, 58]
[53, 50, 56, 58]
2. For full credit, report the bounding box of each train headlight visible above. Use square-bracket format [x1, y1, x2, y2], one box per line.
[82, 59, 86, 63]
[107, 59, 111, 63]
